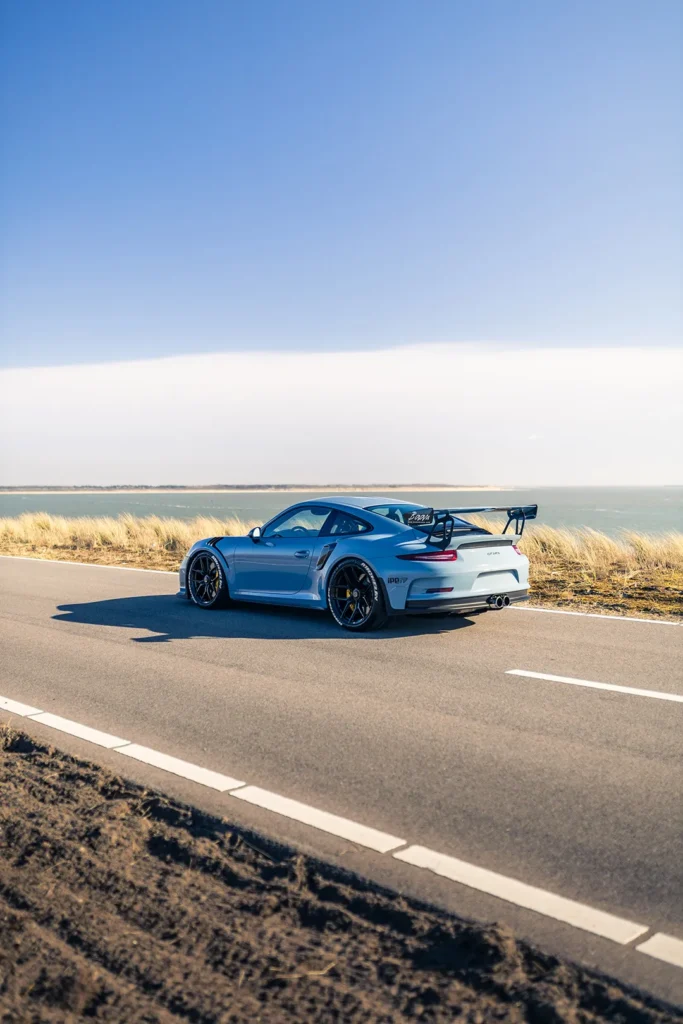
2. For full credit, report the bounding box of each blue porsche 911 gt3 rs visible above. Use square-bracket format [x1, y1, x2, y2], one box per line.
[178, 496, 538, 631]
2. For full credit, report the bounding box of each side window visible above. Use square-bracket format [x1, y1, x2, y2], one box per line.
[367, 505, 405, 523]
[263, 506, 332, 539]
[327, 511, 372, 536]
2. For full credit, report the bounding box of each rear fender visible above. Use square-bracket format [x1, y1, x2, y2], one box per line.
[322, 554, 390, 614]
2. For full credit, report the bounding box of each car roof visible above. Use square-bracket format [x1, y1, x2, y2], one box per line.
[262, 495, 425, 529]
[314, 495, 424, 510]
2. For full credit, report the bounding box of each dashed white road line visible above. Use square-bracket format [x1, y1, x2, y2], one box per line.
[636, 933, 683, 969]
[393, 845, 648, 944]
[232, 785, 405, 853]
[1, 690, 679, 968]
[26, 712, 129, 748]
[506, 669, 683, 703]
[118, 743, 245, 792]
[512, 605, 680, 626]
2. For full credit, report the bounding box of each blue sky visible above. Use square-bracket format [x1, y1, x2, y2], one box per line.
[1, 0, 681, 369]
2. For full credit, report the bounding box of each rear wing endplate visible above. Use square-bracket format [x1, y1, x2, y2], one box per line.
[414, 504, 538, 548]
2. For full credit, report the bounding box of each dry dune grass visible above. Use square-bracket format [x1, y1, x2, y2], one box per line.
[467, 515, 683, 571]
[1, 512, 681, 617]
[0, 513, 258, 571]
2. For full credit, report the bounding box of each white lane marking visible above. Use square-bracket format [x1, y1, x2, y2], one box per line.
[0, 554, 175, 574]
[394, 846, 647, 945]
[636, 932, 683, 968]
[25, 712, 130, 749]
[232, 785, 405, 854]
[513, 605, 680, 626]
[506, 669, 683, 704]
[117, 744, 244, 792]
[0, 695, 43, 717]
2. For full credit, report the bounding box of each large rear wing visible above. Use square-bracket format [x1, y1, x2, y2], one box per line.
[405, 504, 538, 548]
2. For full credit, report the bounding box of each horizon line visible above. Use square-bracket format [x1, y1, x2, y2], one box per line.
[1, 483, 680, 493]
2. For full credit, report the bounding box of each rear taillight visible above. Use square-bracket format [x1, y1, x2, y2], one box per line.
[397, 549, 458, 562]
[512, 544, 522, 555]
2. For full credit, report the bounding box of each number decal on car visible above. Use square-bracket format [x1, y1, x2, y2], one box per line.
[405, 509, 434, 525]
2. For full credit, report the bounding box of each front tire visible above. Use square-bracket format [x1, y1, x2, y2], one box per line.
[327, 558, 388, 632]
[187, 551, 231, 609]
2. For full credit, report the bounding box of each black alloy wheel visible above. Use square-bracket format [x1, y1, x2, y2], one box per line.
[188, 552, 229, 608]
[327, 559, 387, 631]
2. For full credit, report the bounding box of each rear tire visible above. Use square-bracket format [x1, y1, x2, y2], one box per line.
[187, 551, 231, 609]
[326, 558, 388, 632]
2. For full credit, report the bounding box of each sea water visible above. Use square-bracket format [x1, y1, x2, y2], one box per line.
[0, 486, 681, 536]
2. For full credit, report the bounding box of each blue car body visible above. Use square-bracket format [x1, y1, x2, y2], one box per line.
[178, 496, 535, 627]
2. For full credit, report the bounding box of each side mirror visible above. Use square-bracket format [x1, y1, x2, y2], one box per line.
[249, 526, 262, 543]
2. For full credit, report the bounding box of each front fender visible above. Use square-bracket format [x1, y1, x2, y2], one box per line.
[178, 540, 231, 598]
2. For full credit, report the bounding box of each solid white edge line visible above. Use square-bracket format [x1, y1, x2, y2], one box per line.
[0, 554, 175, 574]
[636, 933, 683, 969]
[2, 693, 669, 954]
[232, 785, 405, 854]
[0, 695, 43, 717]
[506, 670, 683, 704]
[25, 712, 130, 749]
[1, 556, 680, 623]
[393, 846, 648, 945]
[117, 744, 244, 792]
[512, 605, 680, 626]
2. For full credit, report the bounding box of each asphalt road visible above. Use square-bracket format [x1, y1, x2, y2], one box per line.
[2, 556, 682, 1005]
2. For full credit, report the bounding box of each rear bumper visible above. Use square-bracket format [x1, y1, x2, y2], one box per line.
[402, 589, 529, 614]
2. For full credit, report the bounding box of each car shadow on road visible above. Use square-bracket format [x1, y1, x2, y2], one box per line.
[53, 594, 479, 643]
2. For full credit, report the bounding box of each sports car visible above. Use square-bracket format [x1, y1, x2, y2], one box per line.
[178, 496, 537, 631]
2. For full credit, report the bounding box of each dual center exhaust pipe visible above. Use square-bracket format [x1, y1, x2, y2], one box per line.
[488, 594, 511, 609]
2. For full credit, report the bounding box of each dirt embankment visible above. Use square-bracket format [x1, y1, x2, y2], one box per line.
[1, 726, 679, 1024]
[526, 560, 682, 619]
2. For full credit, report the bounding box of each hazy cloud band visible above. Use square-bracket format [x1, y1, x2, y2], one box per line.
[1, 345, 681, 485]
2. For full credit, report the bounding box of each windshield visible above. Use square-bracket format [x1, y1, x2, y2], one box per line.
[366, 503, 488, 535]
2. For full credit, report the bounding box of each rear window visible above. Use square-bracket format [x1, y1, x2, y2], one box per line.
[366, 503, 488, 536]
[365, 503, 426, 525]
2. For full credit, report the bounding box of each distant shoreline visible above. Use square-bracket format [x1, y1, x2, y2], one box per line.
[0, 485, 508, 495]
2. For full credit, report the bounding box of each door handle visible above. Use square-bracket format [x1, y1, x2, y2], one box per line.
[294, 550, 311, 559]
